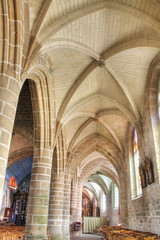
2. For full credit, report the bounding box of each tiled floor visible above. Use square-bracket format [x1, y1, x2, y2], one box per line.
[71, 233, 103, 240]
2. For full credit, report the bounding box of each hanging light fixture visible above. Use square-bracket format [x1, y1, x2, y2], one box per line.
[8, 176, 18, 191]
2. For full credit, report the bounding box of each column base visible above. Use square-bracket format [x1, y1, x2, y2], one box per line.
[50, 234, 70, 240]
[26, 234, 49, 240]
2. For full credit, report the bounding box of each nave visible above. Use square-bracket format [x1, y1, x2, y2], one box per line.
[1, 0, 160, 239]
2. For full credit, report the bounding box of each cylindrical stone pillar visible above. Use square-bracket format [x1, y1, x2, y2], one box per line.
[0, 0, 24, 210]
[0, 77, 20, 209]
[119, 172, 128, 227]
[70, 175, 78, 218]
[62, 174, 71, 239]
[48, 172, 65, 240]
[26, 147, 53, 239]
[76, 183, 82, 222]
[73, 183, 82, 236]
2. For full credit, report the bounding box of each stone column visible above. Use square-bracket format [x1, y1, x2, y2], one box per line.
[70, 175, 78, 221]
[62, 174, 71, 239]
[26, 147, 53, 239]
[76, 182, 82, 223]
[73, 182, 82, 236]
[0, 77, 21, 209]
[119, 172, 128, 227]
[48, 171, 71, 240]
[106, 194, 111, 223]
[48, 172, 65, 240]
[0, 0, 24, 210]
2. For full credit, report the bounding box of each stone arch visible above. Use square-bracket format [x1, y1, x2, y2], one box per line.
[33, 1, 160, 60]
[80, 162, 119, 188]
[23, 54, 56, 142]
[85, 175, 109, 195]
[79, 158, 120, 223]
[40, 39, 160, 64]
[8, 147, 33, 167]
[67, 117, 123, 154]
[83, 188, 94, 203]
[52, 129, 67, 172]
[83, 185, 98, 203]
[0, 0, 25, 77]
[68, 133, 124, 175]
[62, 94, 136, 127]
[144, 54, 160, 184]
[21, 66, 55, 238]
[23, 66, 54, 148]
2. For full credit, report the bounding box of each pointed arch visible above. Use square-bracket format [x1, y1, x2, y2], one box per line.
[145, 54, 160, 184]
[30, 1, 160, 62]
[24, 66, 54, 149]
[68, 133, 124, 174]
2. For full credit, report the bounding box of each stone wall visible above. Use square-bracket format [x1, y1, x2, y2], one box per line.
[127, 185, 160, 234]
[109, 208, 119, 226]
[9, 133, 32, 155]
[14, 80, 33, 142]
[126, 85, 160, 235]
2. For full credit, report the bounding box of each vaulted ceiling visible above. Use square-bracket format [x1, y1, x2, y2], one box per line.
[23, 0, 160, 179]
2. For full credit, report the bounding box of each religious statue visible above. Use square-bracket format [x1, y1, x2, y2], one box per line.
[144, 158, 154, 185]
[139, 164, 147, 188]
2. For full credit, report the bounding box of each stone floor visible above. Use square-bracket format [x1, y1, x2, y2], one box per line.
[71, 233, 103, 240]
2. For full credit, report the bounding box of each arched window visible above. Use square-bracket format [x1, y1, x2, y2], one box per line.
[112, 184, 119, 209]
[101, 192, 106, 212]
[130, 129, 142, 199]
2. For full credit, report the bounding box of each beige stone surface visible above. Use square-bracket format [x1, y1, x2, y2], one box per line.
[1, 0, 160, 238]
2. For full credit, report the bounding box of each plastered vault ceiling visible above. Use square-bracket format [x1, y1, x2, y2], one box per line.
[26, 0, 160, 179]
